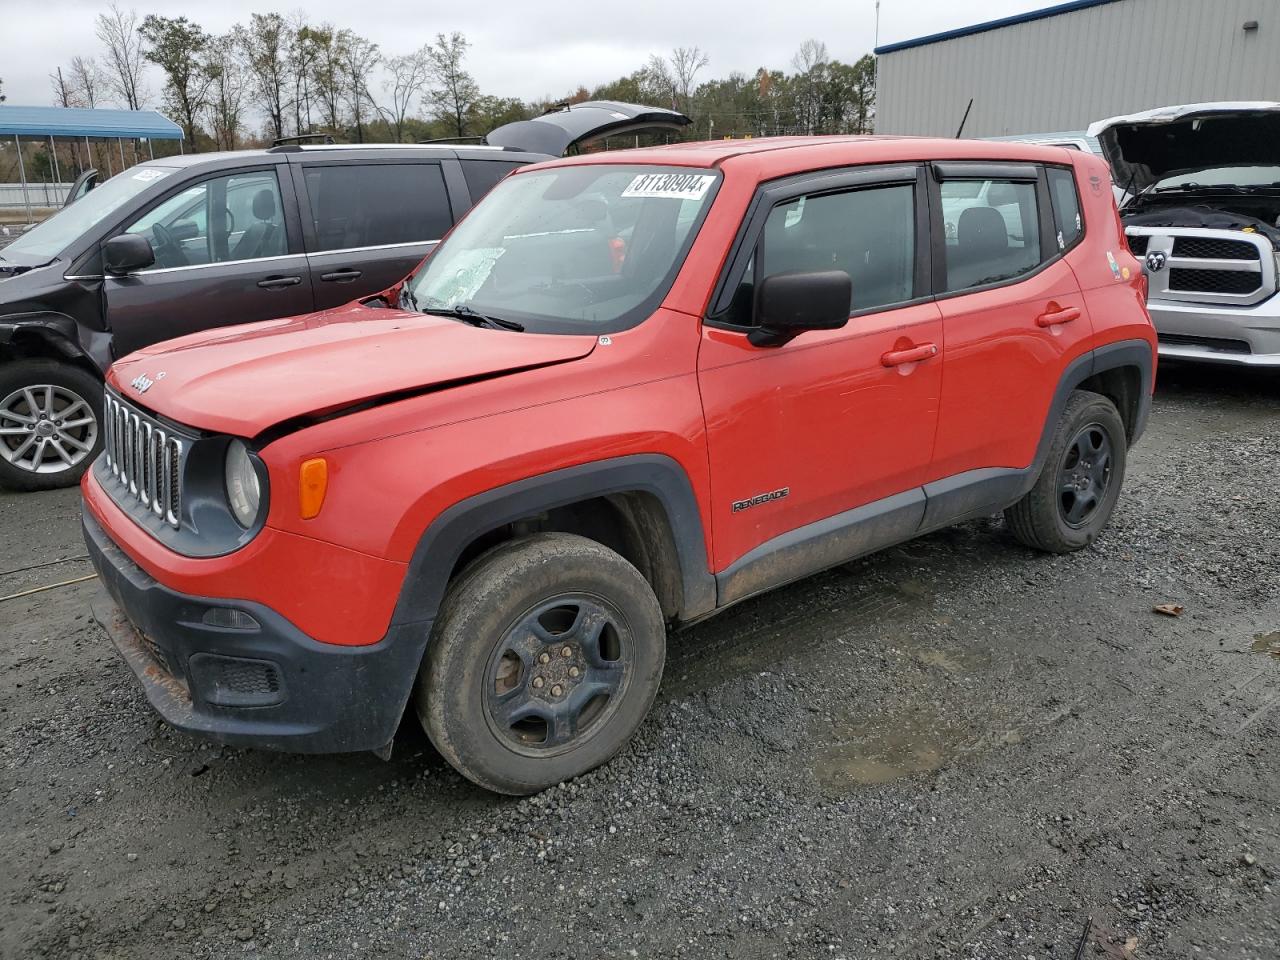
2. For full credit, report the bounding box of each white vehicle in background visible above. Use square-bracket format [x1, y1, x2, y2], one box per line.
[1090, 102, 1280, 367]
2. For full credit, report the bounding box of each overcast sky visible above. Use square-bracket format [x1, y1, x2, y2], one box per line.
[3, 0, 1049, 110]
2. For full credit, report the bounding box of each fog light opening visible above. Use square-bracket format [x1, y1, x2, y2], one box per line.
[201, 607, 261, 631]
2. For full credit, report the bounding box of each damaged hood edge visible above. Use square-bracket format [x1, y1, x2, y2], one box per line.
[1088, 101, 1280, 195]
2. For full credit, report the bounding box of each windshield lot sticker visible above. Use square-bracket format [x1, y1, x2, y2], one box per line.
[132, 169, 168, 182]
[622, 173, 716, 200]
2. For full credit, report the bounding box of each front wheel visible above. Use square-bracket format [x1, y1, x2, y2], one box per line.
[1004, 390, 1127, 554]
[416, 533, 666, 795]
[0, 360, 103, 492]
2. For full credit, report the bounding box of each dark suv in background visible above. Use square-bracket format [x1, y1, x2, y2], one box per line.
[0, 102, 689, 490]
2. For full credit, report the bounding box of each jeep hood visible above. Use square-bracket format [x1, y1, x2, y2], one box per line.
[108, 302, 597, 438]
[486, 100, 691, 156]
[1088, 102, 1280, 194]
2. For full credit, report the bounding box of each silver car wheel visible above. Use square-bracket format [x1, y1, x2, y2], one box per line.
[0, 384, 100, 475]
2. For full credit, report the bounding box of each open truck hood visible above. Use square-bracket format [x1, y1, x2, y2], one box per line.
[108, 302, 597, 438]
[486, 100, 691, 156]
[1088, 102, 1280, 195]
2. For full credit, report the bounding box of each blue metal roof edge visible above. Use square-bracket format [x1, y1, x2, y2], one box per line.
[0, 105, 184, 140]
[875, 0, 1123, 55]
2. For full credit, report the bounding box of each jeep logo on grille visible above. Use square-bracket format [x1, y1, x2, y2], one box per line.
[1145, 251, 1168, 273]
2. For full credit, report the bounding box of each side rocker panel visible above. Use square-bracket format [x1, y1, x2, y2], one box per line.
[716, 340, 1154, 608]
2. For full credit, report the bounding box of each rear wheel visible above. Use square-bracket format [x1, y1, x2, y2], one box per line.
[416, 533, 666, 795]
[1004, 390, 1126, 554]
[0, 360, 102, 491]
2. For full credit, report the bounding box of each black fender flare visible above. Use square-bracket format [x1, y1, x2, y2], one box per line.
[1042, 339, 1154, 462]
[389, 453, 717, 630]
[919, 339, 1154, 531]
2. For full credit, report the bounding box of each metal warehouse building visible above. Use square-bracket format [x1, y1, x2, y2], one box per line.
[875, 0, 1280, 137]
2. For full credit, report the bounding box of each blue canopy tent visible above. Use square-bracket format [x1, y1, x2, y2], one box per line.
[0, 105, 183, 222]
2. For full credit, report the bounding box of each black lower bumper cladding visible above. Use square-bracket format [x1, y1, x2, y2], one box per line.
[83, 508, 429, 754]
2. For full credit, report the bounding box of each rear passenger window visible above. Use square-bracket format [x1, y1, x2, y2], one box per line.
[303, 163, 452, 253]
[723, 184, 915, 325]
[940, 179, 1041, 292]
[1047, 167, 1083, 251]
[462, 160, 524, 201]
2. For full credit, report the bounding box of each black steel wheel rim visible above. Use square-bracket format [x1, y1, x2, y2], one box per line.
[483, 593, 633, 757]
[1058, 421, 1113, 528]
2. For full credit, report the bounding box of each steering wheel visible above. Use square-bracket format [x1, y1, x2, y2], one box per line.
[150, 222, 188, 267]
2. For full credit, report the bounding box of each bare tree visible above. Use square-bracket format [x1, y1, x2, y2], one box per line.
[791, 39, 830, 134]
[669, 46, 709, 113]
[50, 67, 81, 108]
[791, 39, 829, 75]
[426, 32, 479, 138]
[205, 33, 249, 150]
[241, 12, 292, 140]
[339, 33, 380, 143]
[70, 57, 102, 108]
[380, 47, 430, 143]
[96, 3, 149, 110]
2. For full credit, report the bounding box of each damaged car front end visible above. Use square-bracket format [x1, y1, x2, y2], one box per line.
[1090, 102, 1280, 366]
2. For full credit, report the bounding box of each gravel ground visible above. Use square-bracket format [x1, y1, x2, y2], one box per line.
[2, 362, 1278, 960]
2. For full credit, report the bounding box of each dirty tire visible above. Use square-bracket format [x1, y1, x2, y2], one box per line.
[416, 533, 666, 795]
[0, 359, 103, 492]
[1005, 389, 1127, 554]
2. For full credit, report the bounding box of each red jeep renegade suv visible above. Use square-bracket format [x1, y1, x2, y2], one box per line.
[83, 137, 1155, 794]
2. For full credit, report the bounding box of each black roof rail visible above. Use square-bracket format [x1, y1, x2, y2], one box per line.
[268, 133, 338, 152]
[417, 136, 486, 145]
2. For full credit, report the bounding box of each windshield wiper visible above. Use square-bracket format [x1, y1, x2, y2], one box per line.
[423, 303, 525, 332]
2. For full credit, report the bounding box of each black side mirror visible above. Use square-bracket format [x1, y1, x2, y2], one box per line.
[749, 270, 852, 347]
[103, 234, 155, 275]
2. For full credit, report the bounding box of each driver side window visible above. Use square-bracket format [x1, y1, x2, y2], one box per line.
[719, 183, 916, 326]
[125, 171, 286, 270]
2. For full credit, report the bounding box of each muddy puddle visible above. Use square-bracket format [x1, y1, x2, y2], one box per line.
[1251, 631, 1280, 658]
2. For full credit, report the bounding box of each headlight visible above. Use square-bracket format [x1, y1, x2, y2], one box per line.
[224, 439, 261, 528]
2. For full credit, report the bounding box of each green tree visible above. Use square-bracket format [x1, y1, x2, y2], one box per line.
[241, 12, 292, 140]
[426, 32, 479, 138]
[140, 15, 215, 149]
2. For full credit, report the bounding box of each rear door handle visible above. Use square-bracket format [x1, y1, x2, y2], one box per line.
[881, 342, 939, 367]
[257, 275, 302, 289]
[320, 268, 363, 283]
[1036, 306, 1081, 327]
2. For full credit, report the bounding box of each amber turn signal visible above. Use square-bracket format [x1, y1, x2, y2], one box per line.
[298, 458, 328, 519]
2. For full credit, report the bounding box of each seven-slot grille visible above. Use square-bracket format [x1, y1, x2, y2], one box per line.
[102, 390, 183, 527]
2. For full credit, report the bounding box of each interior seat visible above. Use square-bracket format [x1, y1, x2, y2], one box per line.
[232, 189, 281, 261]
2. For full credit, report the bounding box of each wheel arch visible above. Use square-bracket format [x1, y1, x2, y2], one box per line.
[390, 454, 717, 631]
[0, 315, 101, 377]
[1044, 340, 1153, 464]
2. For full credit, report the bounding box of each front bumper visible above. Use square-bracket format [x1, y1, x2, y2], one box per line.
[85, 509, 429, 753]
[1149, 296, 1280, 367]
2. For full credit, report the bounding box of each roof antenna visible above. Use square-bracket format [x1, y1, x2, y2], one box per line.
[955, 98, 974, 138]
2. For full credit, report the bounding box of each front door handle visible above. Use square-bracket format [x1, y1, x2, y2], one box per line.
[320, 268, 363, 283]
[881, 342, 939, 367]
[257, 275, 302, 289]
[1037, 305, 1081, 327]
